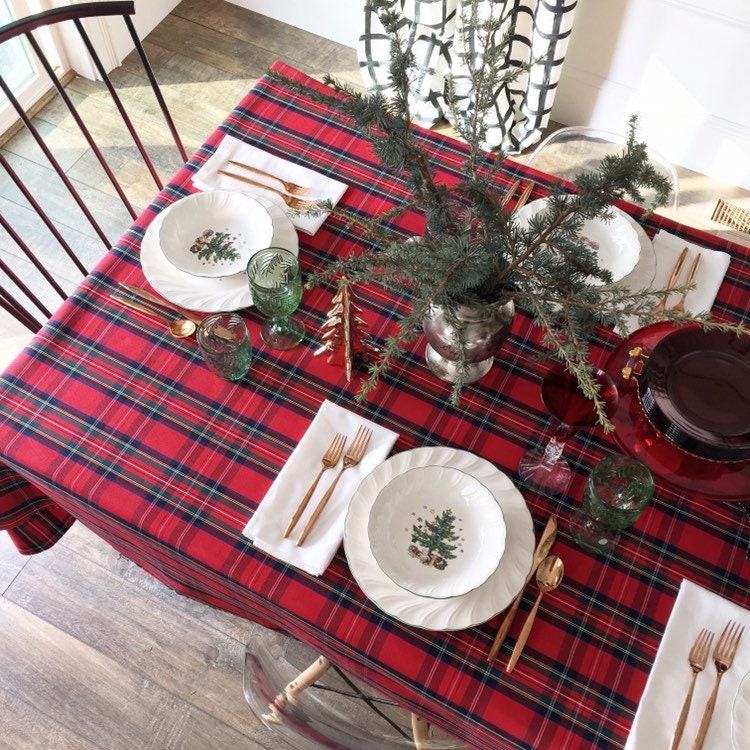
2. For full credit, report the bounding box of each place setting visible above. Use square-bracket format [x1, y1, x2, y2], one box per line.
[137, 188, 298, 313]
[626, 579, 750, 750]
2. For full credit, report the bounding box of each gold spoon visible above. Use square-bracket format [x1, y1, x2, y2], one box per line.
[506, 555, 565, 673]
[110, 294, 196, 338]
[488, 515, 558, 661]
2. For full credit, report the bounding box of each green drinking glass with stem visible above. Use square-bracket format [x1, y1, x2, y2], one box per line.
[246, 247, 304, 350]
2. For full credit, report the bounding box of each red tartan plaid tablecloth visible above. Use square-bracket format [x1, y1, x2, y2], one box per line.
[1, 61, 749, 749]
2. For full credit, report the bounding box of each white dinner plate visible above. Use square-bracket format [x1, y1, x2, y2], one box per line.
[141, 193, 298, 312]
[615, 210, 656, 290]
[516, 198, 647, 285]
[344, 446, 534, 630]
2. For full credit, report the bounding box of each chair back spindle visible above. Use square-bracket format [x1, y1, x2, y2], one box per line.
[0, 1, 187, 334]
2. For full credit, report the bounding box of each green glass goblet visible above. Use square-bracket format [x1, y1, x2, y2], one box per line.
[246, 247, 304, 350]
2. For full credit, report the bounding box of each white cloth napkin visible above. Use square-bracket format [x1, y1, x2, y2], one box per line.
[192, 135, 348, 235]
[242, 400, 399, 576]
[621, 230, 731, 333]
[625, 579, 750, 750]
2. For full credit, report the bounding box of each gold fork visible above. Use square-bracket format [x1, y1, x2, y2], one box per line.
[296, 425, 372, 546]
[514, 182, 534, 211]
[227, 160, 310, 196]
[217, 169, 316, 210]
[283, 433, 346, 538]
[500, 179, 521, 208]
[693, 620, 745, 750]
[669, 628, 714, 750]
[669, 254, 701, 316]
[649, 246, 688, 320]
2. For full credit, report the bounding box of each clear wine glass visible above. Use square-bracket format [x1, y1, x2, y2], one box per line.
[246, 247, 304, 350]
[518, 362, 619, 495]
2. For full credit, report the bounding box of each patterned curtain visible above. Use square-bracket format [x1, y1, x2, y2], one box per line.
[358, 0, 578, 153]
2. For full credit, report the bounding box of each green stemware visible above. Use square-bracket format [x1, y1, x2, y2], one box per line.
[247, 247, 304, 350]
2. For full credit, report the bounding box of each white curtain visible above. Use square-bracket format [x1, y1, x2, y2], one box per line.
[358, 0, 579, 153]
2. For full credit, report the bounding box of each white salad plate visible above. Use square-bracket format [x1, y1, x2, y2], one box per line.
[368, 465, 505, 599]
[344, 446, 534, 630]
[159, 190, 274, 278]
[141, 193, 298, 312]
[516, 198, 643, 284]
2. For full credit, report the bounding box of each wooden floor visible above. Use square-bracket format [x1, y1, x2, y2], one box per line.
[0, 3, 358, 749]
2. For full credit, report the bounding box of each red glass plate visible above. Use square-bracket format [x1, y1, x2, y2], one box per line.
[604, 322, 750, 502]
[640, 326, 750, 461]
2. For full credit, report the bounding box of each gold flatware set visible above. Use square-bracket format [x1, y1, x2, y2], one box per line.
[671, 620, 744, 750]
[486, 515, 564, 673]
[110, 291, 197, 338]
[487, 515, 557, 662]
[218, 165, 316, 210]
[227, 159, 310, 196]
[651, 246, 702, 319]
[500, 179, 534, 210]
[289, 425, 373, 546]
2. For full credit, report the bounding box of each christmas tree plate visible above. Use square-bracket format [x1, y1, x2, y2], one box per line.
[344, 447, 534, 631]
[141, 195, 298, 312]
[368, 466, 506, 599]
[159, 190, 274, 278]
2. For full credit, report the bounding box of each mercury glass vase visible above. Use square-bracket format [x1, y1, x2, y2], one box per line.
[422, 299, 515, 383]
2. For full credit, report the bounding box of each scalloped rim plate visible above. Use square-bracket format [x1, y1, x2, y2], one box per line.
[141, 193, 298, 312]
[516, 198, 642, 284]
[344, 447, 534, 630]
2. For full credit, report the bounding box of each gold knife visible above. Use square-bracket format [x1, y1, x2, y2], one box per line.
[650, 246, 688, 319]
[118, 283, 203, 324]
[487, 515, 558, 661]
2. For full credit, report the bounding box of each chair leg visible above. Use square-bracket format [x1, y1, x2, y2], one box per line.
[411, 713, 430, 749]
[262, 655, 332, 724]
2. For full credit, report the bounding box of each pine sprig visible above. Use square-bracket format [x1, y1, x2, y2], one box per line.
[271, 0, 744, 421]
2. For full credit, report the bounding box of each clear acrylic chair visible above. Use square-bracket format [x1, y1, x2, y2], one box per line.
[243, 629, 469, 750]
[1, 1, 187, 334]
[526, 126, 679, 211]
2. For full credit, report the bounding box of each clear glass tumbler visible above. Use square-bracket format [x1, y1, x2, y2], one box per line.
[569, 454, 655, 554]
[197, 312, 252, 380]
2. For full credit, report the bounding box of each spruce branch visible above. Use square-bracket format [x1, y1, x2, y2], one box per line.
[267, 0, 744, 424]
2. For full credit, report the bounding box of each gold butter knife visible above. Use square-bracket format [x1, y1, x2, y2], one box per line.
[118, 283, 203, 324]
[669, 254, 701, 315]
[650, 246, 688, 319]
[487, 515, 557, 661]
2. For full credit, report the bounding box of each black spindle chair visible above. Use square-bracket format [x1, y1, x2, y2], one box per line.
[0, 1, 187, 334]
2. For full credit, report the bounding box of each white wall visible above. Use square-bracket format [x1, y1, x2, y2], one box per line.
[556, 0, 750, 190]
[231, 0, 750, 189]
[49, 0, 180, 77]
[226, 0, 359, 48]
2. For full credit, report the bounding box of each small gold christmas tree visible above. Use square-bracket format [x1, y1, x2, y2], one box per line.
[314, 278, 378, 381]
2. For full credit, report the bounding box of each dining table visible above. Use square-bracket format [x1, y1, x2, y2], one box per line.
[1, 60, 749, 750]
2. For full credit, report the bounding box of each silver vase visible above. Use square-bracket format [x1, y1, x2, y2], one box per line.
[422, 299, 515, 383]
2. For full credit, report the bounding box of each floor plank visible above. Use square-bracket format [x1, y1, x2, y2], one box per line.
[0, 596, 279, 749]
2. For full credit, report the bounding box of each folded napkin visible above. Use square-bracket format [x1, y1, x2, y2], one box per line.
[242, 400, 399, 576]
[625, 579, 750, 750]
[192, 136, 347, 235]
[621, 230, 731, 333]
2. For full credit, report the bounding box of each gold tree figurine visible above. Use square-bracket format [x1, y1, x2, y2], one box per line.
[314, 278, 378, 381]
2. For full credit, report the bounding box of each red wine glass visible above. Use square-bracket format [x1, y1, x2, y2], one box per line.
[518, 363, 619, 495]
